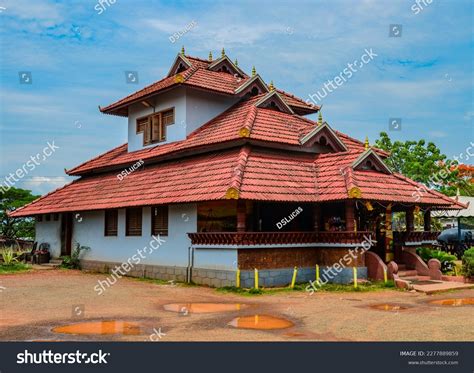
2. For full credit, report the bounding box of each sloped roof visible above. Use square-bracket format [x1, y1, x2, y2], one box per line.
[68, 96, 384, 176]
[100, 54, 317, 116]
[11, 145, 464, 217]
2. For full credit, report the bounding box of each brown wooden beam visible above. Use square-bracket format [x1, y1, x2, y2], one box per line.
[424, 210, 431, 232]
[345, 200, 356, 232]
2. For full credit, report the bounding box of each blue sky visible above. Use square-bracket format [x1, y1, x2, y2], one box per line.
[0, 0, 473, 195]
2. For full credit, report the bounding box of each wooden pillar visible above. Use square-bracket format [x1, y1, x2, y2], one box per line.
[424, 210, 431, 232]
[406, 206, 414, 232]
[385, 204, 394, 262]
[345, 200, 356, 232]
[237, 200, 246, 232]
[313, 204, 321, 232]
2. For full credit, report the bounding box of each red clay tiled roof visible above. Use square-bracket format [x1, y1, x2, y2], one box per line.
[69, 96, 385, 176]
[100, 54, 316, 116]
[11, 146, 462, 217]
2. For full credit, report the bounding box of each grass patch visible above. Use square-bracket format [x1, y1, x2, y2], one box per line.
[0, 263, 32, 274]
[217, 280, 396, 296]
[132, 276, 199, 287]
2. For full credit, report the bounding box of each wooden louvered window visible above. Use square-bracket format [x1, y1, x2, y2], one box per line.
[104, 209, 118, 236]
[151, 205, 169, 236]
[126, 207, 142, 236]
[37, 215, 43, 222]
[137, 108, 175, 146]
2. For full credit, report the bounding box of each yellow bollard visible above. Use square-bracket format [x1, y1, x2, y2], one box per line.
[454, 265, 458, 277]
[254, 268, 259, 289]
[316, 264, 320, 285]
[236, 268, 241, 288]
[290, 266, 298, 289]
[353, 267, 358, 289]
[383, 267, 388, 284]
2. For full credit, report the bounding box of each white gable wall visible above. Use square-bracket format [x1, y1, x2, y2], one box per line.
[127, 87, 238, 152]
[35, 220, 61, 258]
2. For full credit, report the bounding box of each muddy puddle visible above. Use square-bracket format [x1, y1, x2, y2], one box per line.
[163, 303, 248, 314]
[429, 298, 474, 306]
[369, 304, 409, 311]
[52, 321, 142, 335]
[228, 315, 294, 330]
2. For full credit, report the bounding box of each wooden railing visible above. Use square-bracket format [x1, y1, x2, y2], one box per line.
[394, 231, 440, 244]
[187, 231, 375, 246]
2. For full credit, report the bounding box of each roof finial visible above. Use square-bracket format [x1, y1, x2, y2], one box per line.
[221, 47, 225, 57]
[208, 51, 213, 61]
[234, 58, 238, 66]
[181, 46, 185, 55]
[251, 66, 256, 77]
[364, 136, 370, 150]
[269, 80, 275, 91]
[318, 110, 323, 125]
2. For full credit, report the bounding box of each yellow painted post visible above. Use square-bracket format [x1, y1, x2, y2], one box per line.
[315, 264, 320, 285]
[255, 268, 259, 289]
[454, 265, 458, 277]
[236, 268, 241, 288]
[290, 266, 298, 289]
[353, 267, 358, 289]
[383, 267, 388, 284]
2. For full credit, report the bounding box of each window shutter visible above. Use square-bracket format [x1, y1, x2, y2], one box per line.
[152, 205, 169, 236]
[136, 117, 148, 133]
[126, 207, 142, 236]
[104, 209, 118, 236]
[151, 114, 161, 142]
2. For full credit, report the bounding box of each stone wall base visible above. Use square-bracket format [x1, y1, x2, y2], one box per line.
[81, 260, 366, 288]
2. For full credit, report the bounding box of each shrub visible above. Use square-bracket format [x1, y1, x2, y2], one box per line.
[461, 247, 474, 277]
[416, 247, 457, 274]
[61, 243, 90, 269]
[0, 247, 19, 265]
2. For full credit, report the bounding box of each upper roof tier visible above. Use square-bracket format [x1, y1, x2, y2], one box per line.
[100, 52, 319, 117]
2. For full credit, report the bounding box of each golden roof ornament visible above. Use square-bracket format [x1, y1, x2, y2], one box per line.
[180, 46, 185, 55]
[268, 80, 274, 91]
[251, 66, 256, 77]
[208, 51, 213, 61]
[364, 136, 369, 150]
[234, 58, 238, 66]
[221, 48, 225, 57]
[318, 111, 323, 125]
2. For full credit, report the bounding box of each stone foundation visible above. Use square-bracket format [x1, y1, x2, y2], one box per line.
[240, 266, 367, 288]
[81, 260, 366, 288]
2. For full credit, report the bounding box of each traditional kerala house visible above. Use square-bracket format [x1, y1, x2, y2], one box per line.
[11, 48, 465, 288]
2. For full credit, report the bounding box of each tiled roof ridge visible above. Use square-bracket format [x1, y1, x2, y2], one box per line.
[343, 167, 358, 198]
[239, 105, 258, 138]
[226, 145, 251, 199]
[276, 88, 319, 109]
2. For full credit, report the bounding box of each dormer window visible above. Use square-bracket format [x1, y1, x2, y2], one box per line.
[136, 108, 175, 145]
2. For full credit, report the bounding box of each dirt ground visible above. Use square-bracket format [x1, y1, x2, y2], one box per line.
[0, 269, 473, 342]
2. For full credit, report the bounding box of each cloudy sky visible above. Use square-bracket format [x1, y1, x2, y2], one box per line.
[0, 0, 472, 195]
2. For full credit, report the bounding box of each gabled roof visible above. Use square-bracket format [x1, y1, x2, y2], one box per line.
[208, 55, 246, 77]
[255, 90, 294, 114]
[299, 121, 348, 152]
[69, 95, 385, 176]
[351, 148, 392, 174]
[100, 53, 316, 116]
[11, 145, 464, 217]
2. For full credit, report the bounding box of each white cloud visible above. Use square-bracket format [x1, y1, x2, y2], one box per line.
[22, 176, 70, 194]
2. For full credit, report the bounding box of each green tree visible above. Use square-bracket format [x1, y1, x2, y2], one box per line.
[0, 187, 39, 241]
[375, 132, 470, 196]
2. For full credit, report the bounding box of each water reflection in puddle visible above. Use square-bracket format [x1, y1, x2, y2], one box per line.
[163, 303, 247, 313]
[53, 321, 142, 335]
[369, 304, 408, 311]
[228, 315, 294, 330]
[429, 298, 474, 306]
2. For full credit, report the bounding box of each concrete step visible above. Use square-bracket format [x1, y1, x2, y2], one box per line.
[398, 270, 418, 277]
[49, 259, 63, 264]
[400, 275, 432, 282]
